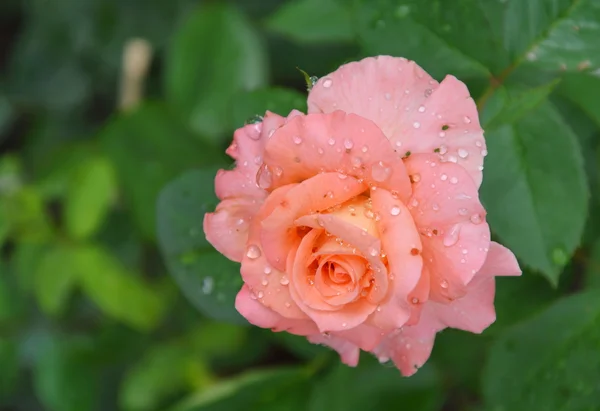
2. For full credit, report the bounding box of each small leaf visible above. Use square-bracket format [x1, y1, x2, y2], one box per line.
[1, 186, 54, 242]
[483, 290, 600, 410]
[157, 169, 245, 324]
[230, 87, 307, 129]
[480, 102, 588, 285]
[75, 245, 166, 331]
[34, 245, 81, 317]
[64, 156, 116, 240]
[265, 0, 354, 44]
[165, 3, 267, 140]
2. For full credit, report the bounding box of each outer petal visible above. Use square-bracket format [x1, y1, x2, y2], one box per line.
[263, 111, 412, 201]
[368, 188, 423, 331]
[235, 285, 319, 335]
[477, 241, 522, 277]
[404, 154, 490, 300]
[307, 56, 485, 186]
[372, 306, 445, 377]
[240, 184, 308, 319]
[203, 197, 262, 262]
[307, 333, 360, 367]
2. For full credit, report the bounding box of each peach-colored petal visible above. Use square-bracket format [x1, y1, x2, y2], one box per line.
[307, 56, 485, 186]
[367, 188, 423, 331]
[240, 184, 307, 320]
[477, 242, 522, 277]
[404, 154, 490, 298]
[203, 197, 262, 262]
[260, 172, 367, 271]
[262, 111, 412, 201]
[307, 333, 360, 367]
[289, 229, 377, 332]
[235, 285, 318, 335]
[372, 306, 445, 377]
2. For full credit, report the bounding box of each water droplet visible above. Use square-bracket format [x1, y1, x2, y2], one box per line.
[285, 302, 291, 308]
[326, 190, 334, 198]
[424, 88, 432, 97]
[318, 147, 324, 155]
[384, 92, 392, 100]
[246, 245, 261, 259]
[368, 247, 378, 257]
[418, 105, 425, 113]
[411, 297, 419, 304]
[280, 276, 290, 285]
[202, 277, 213, 294]
[261, 278, 268, 286]
[264, 266, 272, 275]
[475, 140, 483, 147]
[458, 208, 468, 215]
[256, 164, 273, 189]
[447, 155, 458, 163]
[257, 291, 264, 299]
[450, 176, 458, 184]
[328, 138, 336, 146]
[463, 116, 471, 124]
[443, 224, 461, 247]
[481, 149, 488, 157]
[440, 173, 448, 181]
[458, 148, 469, 158]
[413, 121, 421, 129]
[322, 78, 333, 88]
[390, 205, 401, 216]
[470, 213, 482, 224]
[410, 173, 421, 183]
[361, 145, 368, 153]
[440, 279, 449, 289]
[462, 248, 468, 255]
[439, 131, 446, 138]
[293, 135, 302, 144]
[351, 157, 362, 167]
[371, 161, 391, 182]
[338, 172, 348, 180]
[342, 322, 348, 327]
[432, 202, 440, 211]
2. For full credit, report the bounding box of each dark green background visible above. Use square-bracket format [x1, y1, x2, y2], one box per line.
[1, 0, 599, 410]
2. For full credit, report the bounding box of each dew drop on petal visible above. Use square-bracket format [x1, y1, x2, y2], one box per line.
[318, 147, 324, 155]
[368, 246, 378, 257]
[418, 105, 426, 113]
[257, 165, 273, 189]
[463, 116, 471, 124]
[440, 279, 449, 289]
[257, 291, 264, 299]
[450, 176, 458, 184]
[475, 140, 483, 147]
[413, 122, 421, 129]
[384, 92, 392, 100]
[261, 278, 268, 286]
[458, 148, 469, 158]
[264, 266, 272, 275]
[371, 161, 391, 182]
[293, 135, 302, 145]
[443, 224, 461, 247]
[440, 173, 448, 181]
[344, 139, 354, 150]
[328, 138, 336, 146]
[458, 208, 468, 216]
[439, 144, 447, 154]
[470, 213, 482, 224]
[280, 276, 290, 285]
[439, 131, 446, 138]
[322, 78, 333, 88]
[481, 149, 488, 156]
[390, 205, 401, 216]
[246, 245, 261, 259]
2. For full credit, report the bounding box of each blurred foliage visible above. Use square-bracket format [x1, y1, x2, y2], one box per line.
[0, 0, 599, 410]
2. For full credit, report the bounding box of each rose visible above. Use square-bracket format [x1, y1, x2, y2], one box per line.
[203, 56, 521, 376]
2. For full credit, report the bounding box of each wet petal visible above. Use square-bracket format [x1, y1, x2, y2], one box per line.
[307, 333, 360, 367]
[263, 111, 412, 201]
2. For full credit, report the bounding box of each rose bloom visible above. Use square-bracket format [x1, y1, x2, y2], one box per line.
[204, 56, 521, 376]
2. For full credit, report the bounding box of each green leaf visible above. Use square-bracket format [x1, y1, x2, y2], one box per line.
[355, 0, 501, 80]
[483, 290, 600, 410]
[482, 80, 561, 129]
[34, 336, 100, 411]
[480, 102, 588, 285]
[64, 156, 116, 240]
[170, 367, 309, 411]
[157, 169, 246, 324]
[1, 186, 54, 242]
[499, 0, 600, 73]
[165, 3, 268, 140]
[0, 338, 18, 398]
[308, 357, 443, 411]
[75, 244, 166, 331]
[230, 87, 307, 130]
[101, 102, 225, 240]
[265, 0, 354, 44]
[557, 73, 600, 128]
[34, 245, 81, 317]
[120, 342, 211, 411]
[584, 240, 600, 290]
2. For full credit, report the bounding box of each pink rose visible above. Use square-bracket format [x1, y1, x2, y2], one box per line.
[204, 56, 521, 376]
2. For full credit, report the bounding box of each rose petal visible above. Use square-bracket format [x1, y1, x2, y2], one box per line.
[307, 56, 485, 186]
[307, 333, 360, 367]
[240, 184, 308, 319]
[477, 241, 522, 277]
[260, 172, 366, 271]
[235, 285, 318, 335]
[263, 111, 412, 201]
[404, 154, 490, 297]
[367, 188, 423, 331]
[372, 306, 445, 377]
[203, 197, 263, 262]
